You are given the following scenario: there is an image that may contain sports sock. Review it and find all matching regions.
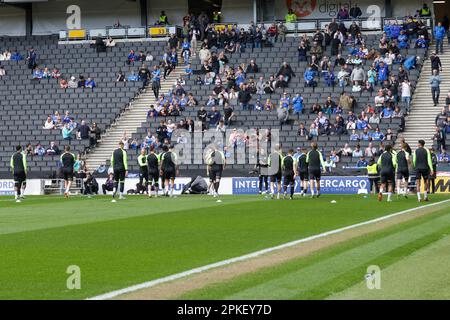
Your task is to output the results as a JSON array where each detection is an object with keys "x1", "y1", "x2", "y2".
[
  {"x1": 417, "y1": 192, "x2": 421, "y2": 201},
  {"x1": 424, "y1": 191, "x2": 428, "y2": 199},
  {"x1": 387, "y1": 192, "x2": 392, "y2": 201},
  {"x1": 290, "y1": 185, "x2": 294, "y2": 197},
  {"x1": 119, "y1": 182, "x2": 124, "y2": 193}
]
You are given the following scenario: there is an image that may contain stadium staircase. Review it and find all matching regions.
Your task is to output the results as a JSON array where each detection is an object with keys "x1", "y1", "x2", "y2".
[
  {"x1": 85, "y1": 65, "x2": 184, "y2": 171},
  {"x1": 402, "y1": 50, "x2": 450, "y2": 149}
]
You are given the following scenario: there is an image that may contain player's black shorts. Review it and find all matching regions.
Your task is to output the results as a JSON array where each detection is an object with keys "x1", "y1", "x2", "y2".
[
  {"x1": 209, "y1": 168, "x2": 223, "y2": 182},
  {"x1": 396, "y1": 169, "x2": 409, "y2": 180},
  {"x1": 62, "y1": 169, "x2": 74, "y2": 181},
  {"x1": 380, "y1": 170, "x2": 395, "y2": 184},
  {"x1": 162, "y1": 168, "x2": 176, "y2": 180},
  {"x1": 13, "y1": 172, "x2": 26, "y2": 186},
  {"x1": 271, "y1": 171, "x2": 282, "y2": 183},
  {"x1": 309, "y1": 169, "x2": 321, "y2": 180},
  {"x1": 148, "y1": 170, "x2": 160, "y2": 184},
  {"x1": 139, "y1": 168, "x2": 149, "y2": 181},
  {"x1": 299, "y1": 170, "x2": 309, "y2": 181},
  {"x1": 416, "y1": 169, "x2": 430, "y2": 180},
  {"x1": 283, "y1": 173, "x2": 295, "y2": 185},
  {"x1": 114, "y1": 169, "x2": 126, "y2": 182}
]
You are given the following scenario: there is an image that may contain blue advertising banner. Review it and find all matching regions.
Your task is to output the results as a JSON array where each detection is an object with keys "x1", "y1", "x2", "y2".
[
  {"x1": 232, "y1": 177, "x2": 369, "y2": 195},
  {"x1": 0, "y1": 180, "x2": 15, "y2": 195}
]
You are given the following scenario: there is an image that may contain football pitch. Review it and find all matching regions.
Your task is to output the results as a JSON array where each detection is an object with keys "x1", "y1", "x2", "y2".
[{"x1": 0, "y1": 194, "x2": 449, "y2": 300}]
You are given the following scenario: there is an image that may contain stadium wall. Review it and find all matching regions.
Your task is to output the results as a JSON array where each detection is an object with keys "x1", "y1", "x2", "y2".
[
  {"x1": 0, "y1": 5, "x2": 26, "y2": 36},
  {"x1": 2, "y1": 176, "x2": 449, "y2": 196}
]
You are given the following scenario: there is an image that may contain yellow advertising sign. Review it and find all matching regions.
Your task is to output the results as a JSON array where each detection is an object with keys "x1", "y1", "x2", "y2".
[
  {"x1": 149, "y1": 27, "x2": 167, "y2": 36},
  {"x1": 435, "y1": 177, "x2": 450, "y2": 193},
  {"x1": 68, "y1": 29, "x2": 86, "y2": 39}
]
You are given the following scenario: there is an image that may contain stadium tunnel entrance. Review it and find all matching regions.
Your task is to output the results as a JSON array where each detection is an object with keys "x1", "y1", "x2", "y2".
[
  {"x1": 434, "y1": 0, "x2": 450, "y2": 23},
  {"x1": 188, "y1": 0, "x2": 223, "y2": 22}
]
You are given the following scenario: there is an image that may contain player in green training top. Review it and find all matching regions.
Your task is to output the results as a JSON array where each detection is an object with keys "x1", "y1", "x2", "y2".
[
  {"x1": 138, "y1": 148, "x2": 149, "y2": 195},
  {"x1": 377, "y1": 144, "x2": 397, "y2": 202},
  {"x1": 60, "y1": 145, "x2": 76, "y2": 198},
  {"x1": 306, "y1": 142, "x2": 326, "y2": 198},
  {"x1": 111, "y1": 141, "x2": 128, "y2": 201},
  {"x1": 413, "y1": 139, "x2": 434, "y2": 202},
  {"x1": 10, "y1": 145, "x2": 27, "y2": 202},
  {"x1": 282, "y1": 149, "x2": 298, "y2": 200}
]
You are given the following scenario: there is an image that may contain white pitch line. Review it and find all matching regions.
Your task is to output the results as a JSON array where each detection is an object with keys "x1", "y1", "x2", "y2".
[{"x1": 88, "y1": 199, "x2": 450, "y2": 300}]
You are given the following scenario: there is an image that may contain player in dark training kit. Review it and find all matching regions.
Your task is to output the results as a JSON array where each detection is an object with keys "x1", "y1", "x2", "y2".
[
  {"x1": 137, "y1": 148, "x2": 149, "y2": 195},
  {"x1": 206, "y1": 145, "x2": 226, "y2": 198},
  {"x1": 413, "y1": 139, "x2": 434, "y2": 202},
  {"x1": 306, "y1": 142, "x2": 326, "y2": 198},
  {"x1": 60, "y1": 145, "x2": 76, "y2": 198},
  {"x1": 160, "y1": 145, "x2": 178, "y2": 197},
  {"x1": 10, "y1": 145, "x2": 27, "y2": 202},
  {"x1": 257, "y1": 148, "x2": 269, "y2": 195},
  {"x1": 268, "y1": 144, "x2": 283, "y2": 199},
  {"x1": 297, "y1": 148, "x2": 309, "y2": 196},
  {"x1": 282, "y1": 149, "x2": 298, "y2": 200},
  {"x1": 147, "y1": 145, "x2": 161, "y2": 197},
  {"x1": 377, "y1": 144, "x2": 397, "y2": 202},
  {"x1": 396, "y1": 143, "x2": 411, "y2": 198},
  {"x1": 110, "y1": 141, "x2": 128, "y2": 201}
]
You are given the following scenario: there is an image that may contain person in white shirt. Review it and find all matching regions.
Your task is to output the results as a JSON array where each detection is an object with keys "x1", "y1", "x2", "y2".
[
  {"x1": 401, "y1": 80, "x2": 411, "y2": 113},
  {"x1": 43, "y1": 116, "x2": 55, "y2": 130}
]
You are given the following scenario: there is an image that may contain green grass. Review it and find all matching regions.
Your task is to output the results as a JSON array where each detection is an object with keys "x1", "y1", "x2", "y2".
[
  {"x1": 180, "y1": 206, "x2": 450, "y2": 300},
  {"x1": 0, "y1": 194, "x2": 448, "y2": 299}
]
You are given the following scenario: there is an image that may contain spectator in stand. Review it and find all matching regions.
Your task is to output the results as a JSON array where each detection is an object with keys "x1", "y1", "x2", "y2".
[
  {"x1": 127, "y1": 49, "x2": 136, "y2": 64},
  {"x1": 26, "y1": 47, "x2": 37, "y2": 71},
  {"x1": 356, "y1": 156, "x2": 368, "y2": 167},
  {"x1": 297, "y1": 123, "x2": 309, "y2": 138},
  {"x1": 352, "y1": 144, "x2": 363, "y2": 158},
  {"x1": 285, "y1": 9, "x2": 297, "y2": 23},
  {"x1": 0, "y1": 65, "x2": 5, "y2": 78},
  {"x1": 238, "y1": 83, "x2": 252, "y2": 110},
  {"x1": 277, "y1": 105, "x2": 289, "y2": 127},
  {"x1": 401, "y1": 79, "x2": 411, "y2": 113},
  {"x1": 350, "y1": 64, "x2": 365, "y2": 86},
  {"x1": 34, "y1": 143, "x2": 46, "y2": 156},
  {"x1": 46, "y1": 141, "x2": 60, "y2": 156},
  {"x1": 434, "y1": 22, "x2": 446, "y2": 54},
  {"x1": 433, "y1": 126, "x2": 446, "y2": 152},
  {"x1": 208, "y1": 106, "x2": 221, "y2": 128},
  {"x1": 350, "y1": 4, "x2": 362, "y2": 19},
  {"x1": 276, "y1": 61, "x2": 295, "y2": 83},
  {"x1": 85, "y1": 77, "x2": 96, "y2": 89},
  {"x1": 292, "y1": 94, "x2": 304, "y2": 115},
  {"x1": 90, "y1": 122, "x2": 101, "y2": 146},
  {"x1": 246, "y1": 60, "x2": 259, "y2": 73},
  {"x1": 267, "y1": 23, "x2": 278, "y2": 45},
  {"x1": 438, "y1": 149, "x2": 449, "y2": 162},
  {"x1": 14, "y1": 50, "x2": 24, "y2": 61},
  {"x1": 157, "y1": 11, "x2": 169, "y2": 25},
  {"x1": 430, "y1": 69, "x2": 442, "y2": 106},
  {"x1": 430, "y1": 52, "x2": 442, "y2": 74},
  {"x1": 62, "y1": 123, "x2": 74, "y2": 140},
  {"x1": 102, "y1": 173, "x2": 115, "y2": 194},
  {"x1": 77, "y1": 120, "x2": 90, "y2": 140},
  {"x1": 350, "y1": 129, "x2": 359, "y2": 141},
  {"x1": 43, "y1": 116, "x2": 55, "y2": 130},
  {"x1": 94, "y1": 34, "x2": 106, "y2": 53},
  {"x1": 304, "y1": 67, "x2": 317, "y2": 88},
  {"x1": 436, "y1": 107, "x2": 448, "y2": 129},
  {"x1": 337, "y1": 6, "x2": 349, "y2": 20},
  {"x1": 278, "y1": 22, "x2": 287, "y2": 43},
  {"x1": 105, "y1": 36, "x2": 116, "y2": 48},
  {"x1": 32, "y1": 67, "x2": 43, "y2": 80},
  {"x1": 339, "y1": 143, "x2": 353, "y2": 156}
]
